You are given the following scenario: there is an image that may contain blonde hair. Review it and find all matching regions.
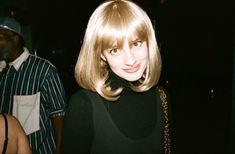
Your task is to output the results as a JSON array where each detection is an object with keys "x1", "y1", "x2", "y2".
[{"x1": 75, "y1": 0, "x2": 161, "y2": 101}]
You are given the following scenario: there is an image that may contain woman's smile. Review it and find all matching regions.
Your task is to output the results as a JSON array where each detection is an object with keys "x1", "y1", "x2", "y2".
[{"x1": 122, "y1": 63, "x2": 141, "y2": 73}]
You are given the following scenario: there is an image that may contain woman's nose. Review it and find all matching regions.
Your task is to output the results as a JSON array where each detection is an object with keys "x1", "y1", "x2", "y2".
[{"x1": 124, "y1": 49, "x2": 136, "y2": 66}]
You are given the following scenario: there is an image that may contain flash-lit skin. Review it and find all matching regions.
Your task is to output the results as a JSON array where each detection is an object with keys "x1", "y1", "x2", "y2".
[{"x1": 102, "y1": 38, "x2": 148, "y2": 82}]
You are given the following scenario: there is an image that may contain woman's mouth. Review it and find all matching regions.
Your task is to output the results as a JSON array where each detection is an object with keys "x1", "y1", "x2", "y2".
[{"x1": 122, "y1": 63, "x2": 141, "y2": 73}]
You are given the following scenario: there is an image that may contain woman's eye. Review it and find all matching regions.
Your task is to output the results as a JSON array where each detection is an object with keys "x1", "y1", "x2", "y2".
[
  {"x1": 109, "y1": 48, "x2": 119, "y2": 55},
  {"x1": 133, "y1": 40, "x2": 142, "y2": 47}
]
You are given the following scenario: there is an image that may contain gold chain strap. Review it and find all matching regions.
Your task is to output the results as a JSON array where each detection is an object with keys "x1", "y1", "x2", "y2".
[{"x1": 158, "y1": 87, "x2": 171, "y2": 154}]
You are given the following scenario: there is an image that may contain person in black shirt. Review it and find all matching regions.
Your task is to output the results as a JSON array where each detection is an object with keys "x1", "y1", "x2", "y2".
[{"x1": 62, "y1": 0, "x2": 171, "y2": 153}]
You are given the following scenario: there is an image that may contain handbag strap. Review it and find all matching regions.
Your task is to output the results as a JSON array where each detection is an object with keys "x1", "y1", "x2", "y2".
[{"x1": 158, "y1": 87, "x2": 171, "y2": 154}]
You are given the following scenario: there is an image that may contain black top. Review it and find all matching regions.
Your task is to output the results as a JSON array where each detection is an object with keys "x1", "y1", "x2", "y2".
[{"x1": 61, "y1": 73, "x2": 165, "y2": 154}]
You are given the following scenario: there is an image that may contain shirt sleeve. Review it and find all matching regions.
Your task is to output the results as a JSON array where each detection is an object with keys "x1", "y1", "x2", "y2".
[
  {"x1": 41, "y1": 65, "x2": 67, "y2": 116},
  {"x1": 61, "y1": 90, "x2": 93, "y2": 154}
]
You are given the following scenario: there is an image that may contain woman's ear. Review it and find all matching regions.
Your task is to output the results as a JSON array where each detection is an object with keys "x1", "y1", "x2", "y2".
[{"x1": 101, "y1": 53, "x2": 106, "y2": 61}]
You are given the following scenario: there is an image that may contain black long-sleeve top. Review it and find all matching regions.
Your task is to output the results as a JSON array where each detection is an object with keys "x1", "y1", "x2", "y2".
[{"x1": 61, "y1": 74, "x2": 164, "y2": 154}]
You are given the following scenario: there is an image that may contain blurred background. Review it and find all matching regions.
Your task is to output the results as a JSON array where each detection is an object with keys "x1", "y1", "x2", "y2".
[{"x1": 0, "y1": 0, "x2": 234, "y2": 153}]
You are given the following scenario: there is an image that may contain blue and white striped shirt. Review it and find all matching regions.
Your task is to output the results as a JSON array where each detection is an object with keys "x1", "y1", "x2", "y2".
[{"x1": 0, "y1": 48, "x2": 67, "y2": 154}]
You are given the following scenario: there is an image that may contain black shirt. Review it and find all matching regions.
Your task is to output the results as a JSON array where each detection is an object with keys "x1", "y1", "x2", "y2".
[{"x1": 61, "y1": 74, "x2": 164, "y2": 154}]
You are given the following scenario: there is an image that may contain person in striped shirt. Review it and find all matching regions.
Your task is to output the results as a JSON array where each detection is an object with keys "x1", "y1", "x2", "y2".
[{"x1": 0, "y1": 16, "x2": 67, "y2": 154}]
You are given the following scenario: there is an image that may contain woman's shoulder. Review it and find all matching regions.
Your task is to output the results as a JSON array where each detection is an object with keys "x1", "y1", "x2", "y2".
[
  {"x1": 0, "y1": 114, "x2": 31, "y2": 154},
  {"x1": 0, "y1": 114, "x2": 6, "y2": 134},
  {"x1": 68, "y1": 89, "x2": 99, "y2": 108},
  {"x1": 0, "y1": 114, "x2": 18, "y2": 127},
  {"x1": 66, "y1": 89, "x2": 97, "y2": 120},
  {"x1": 0, "y1": 114, "x2": 23, "y2": 133},
  {"x1": 152, "y1": 86, "x2": 170, "y2": 104},
  {"x1": 70, "y1": 89, "x2": 97, "y2": 100}
]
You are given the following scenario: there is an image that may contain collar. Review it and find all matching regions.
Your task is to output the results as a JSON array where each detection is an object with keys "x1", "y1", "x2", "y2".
[
  {"x1": 8, "y1": 47, "x2": 30, "y2": 71},
  {"x1": 0, "y1": 47, "x2": 30, "y2": 72},
  {"x1": 0, "y1": 61, "x2": 7, "y2": 72},
  {"x1": 109, "y1": 70, "x2": 130, "y2": 90}
]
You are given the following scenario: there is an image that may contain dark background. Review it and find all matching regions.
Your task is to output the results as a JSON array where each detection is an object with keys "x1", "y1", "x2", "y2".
[{"x1": 1, "y1": 0, "x2": 234, "y2": 153}]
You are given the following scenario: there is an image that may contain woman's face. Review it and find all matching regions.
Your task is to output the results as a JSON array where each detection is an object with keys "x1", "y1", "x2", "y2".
[{"x1": 102, "y1": 37, "x2": 148, "y2": 81}]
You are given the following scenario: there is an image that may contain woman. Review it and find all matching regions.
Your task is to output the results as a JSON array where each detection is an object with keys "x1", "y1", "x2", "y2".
[{"x1": 62, "y1": 0, "x2": 171, "y2": 153}]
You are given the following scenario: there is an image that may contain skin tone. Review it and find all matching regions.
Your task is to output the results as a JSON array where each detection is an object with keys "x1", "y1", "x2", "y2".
[
  {"x1": 102, "y1": 37, "x2": 148, "y2": 81},
  {"x1": 0, "y1": 114, "x2": 32, "y2": 154},
  {"x1": 52, "y1": 116, "x2": 64, "y2": 154}
]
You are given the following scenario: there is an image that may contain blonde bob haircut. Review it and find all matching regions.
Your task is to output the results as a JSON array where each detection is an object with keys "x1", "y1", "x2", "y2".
[{"x1": 75, "y1": 0, "x2": 162, "y2": 101}]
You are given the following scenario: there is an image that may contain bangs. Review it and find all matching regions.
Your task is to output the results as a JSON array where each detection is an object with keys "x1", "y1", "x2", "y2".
[{"x1": 96, "y1": 1, "x2": 148, "y2": 50}]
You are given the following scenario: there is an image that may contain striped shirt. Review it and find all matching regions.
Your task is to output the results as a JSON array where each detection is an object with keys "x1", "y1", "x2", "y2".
[{"x1": 0, "y1": 48, "x2": 67, "y2": 154}]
